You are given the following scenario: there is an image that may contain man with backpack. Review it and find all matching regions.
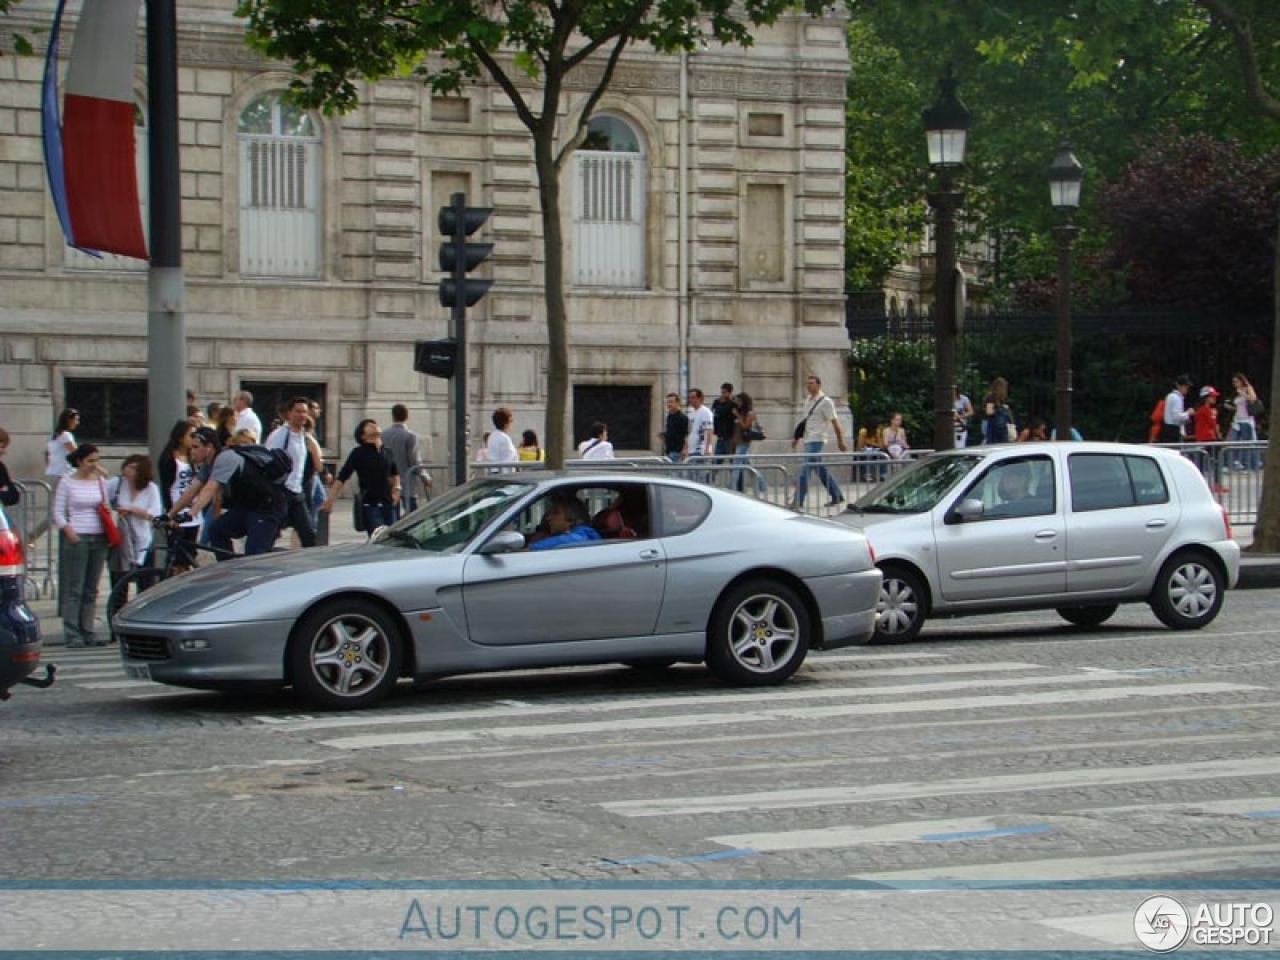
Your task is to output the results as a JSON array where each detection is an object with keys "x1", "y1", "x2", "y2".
[{"x1": 187, "y1": 430, "x2": 291, "y2": 557}]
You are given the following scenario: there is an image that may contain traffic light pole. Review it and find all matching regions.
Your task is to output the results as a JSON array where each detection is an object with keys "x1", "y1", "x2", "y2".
[
  {"x1": 448, "y1": 193, "x2": 467, "y2": 487},
  {"x1": 435, "y1": 192, "x2": 492, "y2": 486}
]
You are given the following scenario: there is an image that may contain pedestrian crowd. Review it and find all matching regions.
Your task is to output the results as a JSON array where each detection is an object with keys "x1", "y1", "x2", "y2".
[{"x1": 0, "y1": 391, "x2": 428, "y2": 647}]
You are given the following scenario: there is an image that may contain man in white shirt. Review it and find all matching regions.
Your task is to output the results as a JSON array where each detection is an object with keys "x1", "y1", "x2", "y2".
[
  {"x1": 264, "y1": 397, "x2": 320, "y2": 547},
  {"x1": 681, "y1": 388, "x2": 714, "y2": 460},
  {"x1": 486, "y1": 407, "x2": 518, "y2": 470},
  {"x1": 232, "y1": 390, "x2": 263, "y2": 441},
  {"x1": 1159, "y1": 374, "x2": 1192, "y2": 444},
  {"x1": 577, "y1": 421, "x2": 615, "y2": 459},
  {"x1": 791, "y1": 374, "x2": 847, "y2": 509}
]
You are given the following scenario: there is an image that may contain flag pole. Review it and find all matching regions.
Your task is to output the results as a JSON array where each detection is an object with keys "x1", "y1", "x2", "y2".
[{"x1": 145, "y1": 0, "x2": 185, "y2": 457}]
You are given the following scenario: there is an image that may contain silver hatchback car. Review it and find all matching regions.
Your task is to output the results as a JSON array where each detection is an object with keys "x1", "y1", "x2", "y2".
[{"x1": 835, "y1": 442, "x2": 1241, "y2": 643}]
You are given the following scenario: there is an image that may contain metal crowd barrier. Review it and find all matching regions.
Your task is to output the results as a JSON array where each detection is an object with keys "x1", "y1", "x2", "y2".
[
  {"x1": 1158, "y1": 440, "x2": 1266, "y2": 524},
  {"x1": 13, "y1": 478, "x2": 55, "y2": 600},
  {"x1": 432, "y1": 439, "x2": 1268, "y2": 524}
]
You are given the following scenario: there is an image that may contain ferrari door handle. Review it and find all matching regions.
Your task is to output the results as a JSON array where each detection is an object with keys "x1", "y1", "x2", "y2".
[{"x1": 639, "y1": 549, "x2": 661, "y2": 560}]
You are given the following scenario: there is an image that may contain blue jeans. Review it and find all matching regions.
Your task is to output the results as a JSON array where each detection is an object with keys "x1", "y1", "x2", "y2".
[
  {"x1": 209, "y1": 504, "x2": 283, "y2": 557},
  {"x1": 1228, "y1": 420, "x2": 1260, "y2": 469},
  {"x1": 361, "y1": 501, "x2": 396, "y2": 535},
  {"x1": 794, "y1": 440, "x2": 842, "y2": 505},
  {"x1": 733, "y1": 443, "x2": 765, "y2": 494}
]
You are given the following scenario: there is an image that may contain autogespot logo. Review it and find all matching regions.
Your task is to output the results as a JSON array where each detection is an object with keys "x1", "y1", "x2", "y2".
[{"x1": 1134, "y1": 895, "x2": 1191, "y2": 952}]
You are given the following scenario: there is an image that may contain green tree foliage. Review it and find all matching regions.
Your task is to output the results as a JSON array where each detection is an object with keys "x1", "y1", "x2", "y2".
[
  {"x1": 2, "y1": 0, "x2": 34, "y2": 55},
  {"x1": 237, "y1": 0, "x2": 832, "y2": 466},
  {"x1": 845, "y1": 0, "x2": 1280, "y2": 297},
  {"x1": 843, "y1": 19, "x2": 927, "y2": 290}
]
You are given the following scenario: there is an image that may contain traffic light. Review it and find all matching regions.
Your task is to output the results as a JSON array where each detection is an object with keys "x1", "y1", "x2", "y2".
[
  {"x1": 413, "y1": 338, "x2": 457, "y2": 378},
  {"x1": 438, "y1": 192, "x2": 493, "y2": 320}
]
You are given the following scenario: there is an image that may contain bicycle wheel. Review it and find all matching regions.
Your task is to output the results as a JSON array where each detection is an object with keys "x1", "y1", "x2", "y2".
[{"x1": 107, "y1": 568, "x2": 164, "y2": 643}]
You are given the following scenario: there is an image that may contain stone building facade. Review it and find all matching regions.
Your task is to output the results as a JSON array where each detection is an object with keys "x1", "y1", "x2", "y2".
[{"x1": 0, "y1": 0, "x2": 852, "y2": 478}]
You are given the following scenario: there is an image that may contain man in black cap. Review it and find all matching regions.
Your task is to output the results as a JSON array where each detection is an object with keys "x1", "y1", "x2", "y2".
[{"x1": 1159, "y1": 374, "x2": 1193, "y2": 444}]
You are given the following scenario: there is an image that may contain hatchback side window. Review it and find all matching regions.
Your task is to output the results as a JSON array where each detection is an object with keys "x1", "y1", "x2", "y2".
[
  {"x1": 654, "y1": 486, "x2": 712, "y2": 537},
  {"x1": 1124, "y1": 455, "x2": 1169, "y2": 505},
  {"x1": 1069, "y1": 453, "x2": 1134, "y2": 511},
  {"x1": 963, "y1": 456, "x2": 1055, "y2": 520}
]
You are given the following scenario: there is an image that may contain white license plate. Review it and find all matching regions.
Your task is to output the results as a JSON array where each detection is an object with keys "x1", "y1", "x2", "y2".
[{"x1": 125, "y1": 663, "x2": 152, "y2": 681}]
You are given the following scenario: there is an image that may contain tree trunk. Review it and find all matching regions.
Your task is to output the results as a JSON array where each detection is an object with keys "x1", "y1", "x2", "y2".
[
  {"x1": 534, "y1": 133, "x2": 569, "y2": 469},
  {"x1": 1245, "y1": 211, "x2": 1280, "y2": 552}
]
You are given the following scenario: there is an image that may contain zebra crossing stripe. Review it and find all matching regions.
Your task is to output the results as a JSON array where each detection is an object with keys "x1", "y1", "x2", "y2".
[
  {"x1": 270, "y1": 666, "x2": 1128, "y2": 734},
  {"x1": 313, "y1": 681, "x2": 1260, "y2": 751},
  {"x1": 603, "y1": 751, "x2": 1280, "y2": 818}
]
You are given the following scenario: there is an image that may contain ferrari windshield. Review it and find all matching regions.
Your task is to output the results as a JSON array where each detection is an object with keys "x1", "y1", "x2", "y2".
[
  {"x1": 852, "y1": 454, "x2": 981, "y2": 514},
  {"x1": 371, "y1": 479, "x2": 532, "y2": 552}
]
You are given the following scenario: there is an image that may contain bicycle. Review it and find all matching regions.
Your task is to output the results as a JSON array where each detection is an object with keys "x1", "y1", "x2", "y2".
[{"x1": 106, "y1": 517, "x2": 238, "y2": 642}]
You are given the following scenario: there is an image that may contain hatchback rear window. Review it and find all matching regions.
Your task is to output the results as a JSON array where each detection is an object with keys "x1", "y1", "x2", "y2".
[{"x1": 1069, "y1": 453, "x2": 1168, "y2": 511}]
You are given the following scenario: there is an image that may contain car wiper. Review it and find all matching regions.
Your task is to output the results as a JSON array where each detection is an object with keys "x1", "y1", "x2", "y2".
[
  {"x1": 376, "y1": 528, "x2": 421, "y2": 549},
  {"x1": 859, "y1": 504, "x2": 905, "y2": 514}
]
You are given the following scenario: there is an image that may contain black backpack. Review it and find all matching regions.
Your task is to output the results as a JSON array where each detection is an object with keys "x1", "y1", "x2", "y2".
[{"x1": 228, "y1": 444, "x2": 291, "y2": 511}]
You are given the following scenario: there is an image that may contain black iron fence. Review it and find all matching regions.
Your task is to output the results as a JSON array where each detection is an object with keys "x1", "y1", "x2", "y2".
[{"x1": 846, "y1": 305, "x2": 1273, "y2": 444}]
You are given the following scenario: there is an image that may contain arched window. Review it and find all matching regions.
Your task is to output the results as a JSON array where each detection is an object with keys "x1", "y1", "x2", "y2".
[
  {"x1": 238, "y1": 94, "x2": 321, "y2": 278},
  {"x1": 65, "y1": 102, "x2": 148, "y2": 271},
  {"x1": 573, "y1": 114, "x2": 645, "y2": 288}
]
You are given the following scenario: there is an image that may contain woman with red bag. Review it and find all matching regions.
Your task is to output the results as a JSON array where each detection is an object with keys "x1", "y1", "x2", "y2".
[{"x1": 52, "y1": 443, "x2": 111, "y2": 647}]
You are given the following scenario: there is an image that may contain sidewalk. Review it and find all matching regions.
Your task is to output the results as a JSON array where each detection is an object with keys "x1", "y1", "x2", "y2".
[{"x1": 25, "y1": 521, "x2": 1280, "y2": 647}]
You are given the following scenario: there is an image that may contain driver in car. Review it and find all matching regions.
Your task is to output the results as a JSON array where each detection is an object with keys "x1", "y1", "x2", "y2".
[{"x1": 528, "y1": 495, "x2": 601, "y2": 551}]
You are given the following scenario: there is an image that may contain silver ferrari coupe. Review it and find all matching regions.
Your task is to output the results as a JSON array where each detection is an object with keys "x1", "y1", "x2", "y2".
[{"x1": 114, "y1": 473, "x2": 882, "y2": 709}]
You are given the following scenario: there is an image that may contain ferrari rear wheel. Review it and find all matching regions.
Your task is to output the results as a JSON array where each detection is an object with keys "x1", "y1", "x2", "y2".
[
  {"x1": 706, "y1": 578, "x2": 810, "y2": 686},
  {"x1": 290, "y1": 598, "x2": 404, "y2": 710}
]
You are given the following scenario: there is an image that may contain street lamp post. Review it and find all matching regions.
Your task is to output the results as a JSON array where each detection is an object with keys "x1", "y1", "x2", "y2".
[
  {"x1": 1049, "y1": 142, "x2": 1084, "y2": 442},
  {"x1": 923, "y1": 66, "x2": 972, "y2": 451}
]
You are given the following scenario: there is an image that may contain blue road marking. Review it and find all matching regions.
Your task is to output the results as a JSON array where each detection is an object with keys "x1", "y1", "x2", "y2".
[{"x1": 919, "y1": 824, "x2": 1051, "y2": 842}]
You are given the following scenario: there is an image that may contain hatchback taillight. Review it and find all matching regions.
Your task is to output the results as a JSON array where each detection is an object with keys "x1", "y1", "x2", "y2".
[
  {"x1": 0, "y1": 511, "x2": 22, "y2": 576},
  {"x1": 1220, "y1": 506, "x2": 1234, "y2": 541}
]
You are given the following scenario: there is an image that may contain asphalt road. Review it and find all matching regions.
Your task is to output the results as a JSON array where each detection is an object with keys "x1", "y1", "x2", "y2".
[{"x1": 5, "y1": 590, "x2": 1280, "y2": 953}]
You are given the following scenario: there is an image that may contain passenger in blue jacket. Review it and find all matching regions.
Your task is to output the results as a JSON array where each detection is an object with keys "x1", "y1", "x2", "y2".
[{"x1": 529, "y1": 496, "x2": 601, "y2": 551}]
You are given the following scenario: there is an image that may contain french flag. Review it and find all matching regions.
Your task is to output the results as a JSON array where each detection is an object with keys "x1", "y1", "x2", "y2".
[{"x1": 42, "y1": 0, "x2": 147, "y2": 260}]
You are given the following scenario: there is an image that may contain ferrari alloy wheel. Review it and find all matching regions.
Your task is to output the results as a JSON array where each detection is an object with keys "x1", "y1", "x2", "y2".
[
  {"x1": 290, "y1": 599, "x2": 404, "y2": 709},
  {"x1": 873, "y1": 565, "x2": 927, "y2": 644},
  {"x1": 706, "y1": 579, "x2": 810, "y2": 686},
  {"x1": 1150, "y1": 552, "x2": 1224, "y2": 630}
]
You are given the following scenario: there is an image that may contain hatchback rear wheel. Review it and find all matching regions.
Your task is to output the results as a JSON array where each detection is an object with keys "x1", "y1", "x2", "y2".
[
  {"x1": 1056, "y1": 604, "x2": 1118, "y2": 628},
  {"x1": 1150, "y1": 552, "x2": 1224, "y2": 630}
]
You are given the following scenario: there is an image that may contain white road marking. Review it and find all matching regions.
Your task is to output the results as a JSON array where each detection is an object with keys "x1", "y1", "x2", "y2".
[
  {"x1": 854, "y1": 843, "x2": 1280, "y2": 884},
  {"x1": 271, "y1": 668, "x2": 1131, "y2": 734},
  {"x1": 315, "y1": 682, "x2": 1260, "y2": 751},
  {"x1": 603, "y1": 751, "x2": 1280, "y2": 818}
]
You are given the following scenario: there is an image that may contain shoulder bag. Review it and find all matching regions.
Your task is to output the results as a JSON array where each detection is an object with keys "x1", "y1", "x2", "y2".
[{"x1": 97, "y1": 478, "x2": 124, "y2": 548}]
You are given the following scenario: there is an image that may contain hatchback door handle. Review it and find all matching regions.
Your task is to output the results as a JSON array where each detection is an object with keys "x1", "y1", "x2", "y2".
[
  {"x1": 1034, "y1": 530, "x2": 1058, "y2": 540},
  {"x1": 639, "y1": 549, "x2": 662, "y2": 560},
  {"x1": 1146, "y1": 519, "x2": 1167, "y2": 529}
]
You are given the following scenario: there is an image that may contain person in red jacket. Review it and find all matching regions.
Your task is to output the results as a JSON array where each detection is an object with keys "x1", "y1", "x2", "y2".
[{"x1": 1193, "y1": 386, "x2": 1227, "y2": 494}]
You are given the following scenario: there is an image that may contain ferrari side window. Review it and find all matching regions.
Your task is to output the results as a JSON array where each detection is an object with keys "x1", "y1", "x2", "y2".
[{"x1": 654, "y1": 485, "x2": 711, "y2": 537}]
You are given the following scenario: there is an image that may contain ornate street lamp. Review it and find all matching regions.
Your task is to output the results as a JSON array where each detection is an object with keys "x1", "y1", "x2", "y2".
[
  {"x1": 1049, "y1": 141, "x2": 1084, "y2": 442},
  {"x1": 922, "y1": 65, "x2": 972, "y2": 450}
]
